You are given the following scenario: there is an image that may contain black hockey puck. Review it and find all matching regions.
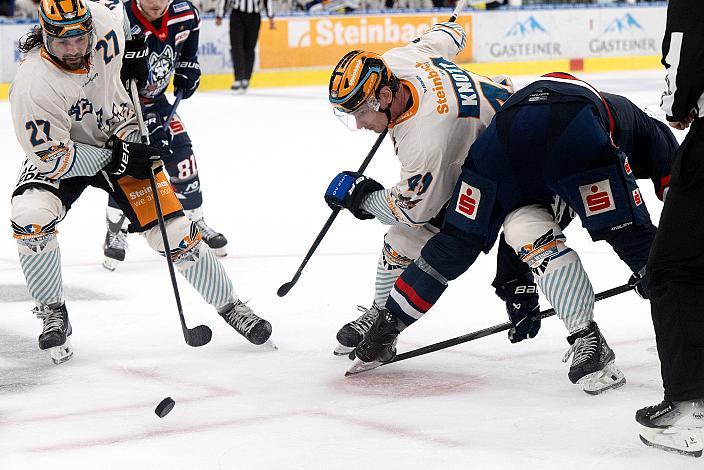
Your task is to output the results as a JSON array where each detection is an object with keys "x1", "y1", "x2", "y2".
[{"x1": 155, "y1": 397, "x2": 175, "y2": 418}]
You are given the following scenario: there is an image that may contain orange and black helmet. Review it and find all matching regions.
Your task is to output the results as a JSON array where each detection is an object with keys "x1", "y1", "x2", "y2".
[
  {"x1": 329, "y1": 51, "x2": 398, "y2": 114},
  {"x1": 39, "y1": 0, "x2": 93, "y2": 39}
]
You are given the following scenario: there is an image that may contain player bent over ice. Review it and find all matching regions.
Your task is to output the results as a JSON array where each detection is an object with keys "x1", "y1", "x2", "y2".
[
  {"x1": 10, "y1": 0, "x2": 271, "y2": 364},
  {"x1": 349, "y1": 74, "x2": 674, "y2": 394},
  {"x1": 326, "y1": 23, "x2": 536, "y2": 356},
  {"x1": 102, "y1": 0, "x2": 227, "y2": 271}
]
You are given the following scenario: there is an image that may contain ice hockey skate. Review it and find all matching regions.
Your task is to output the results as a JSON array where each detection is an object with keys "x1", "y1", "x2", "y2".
[
  {"x1": 334, "y1": 304, "x2": 380, "y2": 356},
  {"x1": 346, "y1": 309, "x2": 400, "y2": 376},
  {"x1": 637, "y1": 399, "x2": 704, "y2": 457},
  {"x1": 193, "y1": 217, "x2": 228, "y2": 257},
  {"x1": 219, "y1": 300, "x2": 274, "y2": 347},
  {"x1": 34, "y1": 303, "x2": 73, "y2": 365},
  {"x1": 103, "y1": 214, "x2": 128, "y2": 271},
  {"x1": 562, "y1": 321, "x2": 625, "y2": 394}
]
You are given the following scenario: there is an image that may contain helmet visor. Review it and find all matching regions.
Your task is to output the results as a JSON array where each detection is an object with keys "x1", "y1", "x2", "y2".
[
  {"x1": 333, "y1": 95, "x2": 380, "y2": 131},
  {"x1": 44, "y1": 30, "x2": 94, "y2": 69}
]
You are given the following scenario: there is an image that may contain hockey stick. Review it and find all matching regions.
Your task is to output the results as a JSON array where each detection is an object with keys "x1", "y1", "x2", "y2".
[
  {"x1": 277, "y1": 0, "x2": 470, "y2": 298},
  {"x1": 346, "y1": 283, "x2": 634, "y2": 376},
  {"x1": 277, "y1": 128, "x2": 387, "y2": 297},
  {"x1": 129, "y1": 80, "x2": 213, "y2": 347},
  {"x1": 163, "y1": 90, "x2": 184, "y2": 132}
]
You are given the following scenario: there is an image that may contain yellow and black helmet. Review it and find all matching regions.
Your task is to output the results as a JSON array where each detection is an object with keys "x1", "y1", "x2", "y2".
[
  {"x1": 39, "y1": 0, "x2": 93, "y2": 39},
  {"x1": 329, "y1": 51, "x2": 398, "y2": 114}
]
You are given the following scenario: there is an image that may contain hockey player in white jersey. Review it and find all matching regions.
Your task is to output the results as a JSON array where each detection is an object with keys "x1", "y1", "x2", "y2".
[
  {"x1": 10, "y1": 0, "x2": 272, "y2": 364},
  {"x1": 325, "y1": 23, "x2": 530, "y2": 355}
]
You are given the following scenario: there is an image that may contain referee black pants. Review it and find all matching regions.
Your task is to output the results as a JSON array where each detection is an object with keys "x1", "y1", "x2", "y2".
[
  {"x1": 228, "y1": 10, "x2": 261, "y2": 82},
  {"x1": 647, "y1": 118, "x2": 704, "y2": 402}
]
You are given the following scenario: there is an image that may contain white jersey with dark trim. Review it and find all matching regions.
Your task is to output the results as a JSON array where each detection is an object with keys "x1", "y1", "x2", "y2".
[
  {"x1": 380, "y1": 23, "x2": 513, "y2": 226},
  {"x1": 10, "y1": 0, "x2": 133, "y2": 180}
]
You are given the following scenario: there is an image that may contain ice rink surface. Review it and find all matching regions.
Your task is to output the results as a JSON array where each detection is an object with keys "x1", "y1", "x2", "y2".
[{"x1": 0, "y1": 70, "x2": 700, "y2": 469}]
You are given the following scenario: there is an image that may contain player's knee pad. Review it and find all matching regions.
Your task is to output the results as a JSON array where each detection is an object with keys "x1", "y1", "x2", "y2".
[
  {"x1": 381, "y1": 224, "x2": 436, "y2": 270},
  {"x1": 503, "y1": 205, "x2": 567, "y2": 276},
  {"x1": 144, "y1": 215, "x2": 202, "y2": 267},
  {"x1": 11, "y1": 187, "x2": 63, "y2": 254},
  {"x1": 420, "y1": 231, "x2": 482, "y2": 281}
]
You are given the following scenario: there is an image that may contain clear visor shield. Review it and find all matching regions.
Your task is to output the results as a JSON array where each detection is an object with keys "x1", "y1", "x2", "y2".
[
  {"x1": 333, "y1": 95, "x2": 381, "y2": 131},
  {"x1": 44, "y1": 31, "x2": 94, "y2": 68}
]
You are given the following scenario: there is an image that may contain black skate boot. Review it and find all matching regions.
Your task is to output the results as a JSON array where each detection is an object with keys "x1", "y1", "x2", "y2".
[
  {"x1": 103, "y1": 214, "x2": 128, "y2": 271},
  {"x1": 346, "y1": 309, "x2": 400, "y2": 376},
  {"x1": 193, "y1": 218, "x2": 227, "y2": 257},
  {"x1": 219, "y1": 300, "x2": 272, "y2": 346},
  {"x1": 562, "y1": 321, "x2": 625, "y2": 394},
  {"x1": 636, "y1": 399, "x2": 704, "y2": 457},
  {"x1": 34, "y1": 303, "x2": 73, "y2": 364},
  {"x1": 334, "y1": 303, "x2": 380, "y2": 356}
]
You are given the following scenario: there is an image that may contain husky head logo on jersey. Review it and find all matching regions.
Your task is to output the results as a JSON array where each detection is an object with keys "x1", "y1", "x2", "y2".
[
  {"x1": 143, "y1": 46, "x2": 175, "y2": 97},
  {"x1": 38, "y1": 0, "x2": 94, "y2": 71}
]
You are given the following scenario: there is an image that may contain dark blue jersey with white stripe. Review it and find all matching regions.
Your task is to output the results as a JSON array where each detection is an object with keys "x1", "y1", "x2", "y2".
[{"x1": 124, "y1": 0, "x2": 201, "y2": 100}]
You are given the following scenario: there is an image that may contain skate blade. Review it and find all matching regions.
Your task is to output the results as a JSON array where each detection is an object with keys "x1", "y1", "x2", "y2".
[
  {"x1": 345, "y1": 358, "x2": 384, "y2": 376},
  {"x1": 102, "y1": 257, "x2": 120, "y2": 271},
  {"x1": 333, "y1": 344, "x2": 354, "y2": 356},
  {"x1": 211, "y1": 247, "x2": 227, "y2": 257},
  {"x1": 639, "y1": 426, "x2": 703, "y2": 458},
  {"x1": 578, "y1": 363, "x2": 626, "y2": 395},
  {"x1": 49, "y1": 339, "x2": 73, "y2": 365}
]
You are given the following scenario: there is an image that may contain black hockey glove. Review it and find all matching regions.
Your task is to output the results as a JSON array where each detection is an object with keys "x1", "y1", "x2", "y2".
[
  {"x1": 144, "y1": 112, "x2": 172, "y2": 158},
  {"x1": 173, "y1": 59, "x2": 201, "y2": 100},
  {"x1": 495, "y1": 276, "x2": 541, "y2": 343},
  {"x1": 105, "y1": 135, "x2": 161, "y2": 180},
  {"x1": 324, "y1": 171, "x2": 384, "y2": 220},
  {"x1": 121, "y1": 34, "x2": 149, "y2": 91},
  {"x1": 628, "y1": 268, "x2": 649, "y2": 299}
]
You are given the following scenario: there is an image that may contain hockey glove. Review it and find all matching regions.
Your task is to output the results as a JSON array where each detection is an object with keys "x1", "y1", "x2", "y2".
[
  {"x1": 144, "y1": 112, "x2": 172, "y2": 157},
  {"x1": 495, "y1": 276, "x2": 541, "y2": 343},
  {"x1": 121, "y1": 34, "x2": 149, "y2": 91},
  {"x1": 173, "y1": 59, "x2": 201, "y2": 100},
  {"x1": 628, "y1": 268, "x2": 649, "y2": 299},
  {"x1": 325, "y1": 171, "x2": 383, "y2": 220},
  {"x1": 105, "y1": 135, "x2": 161, "y2": 180}
]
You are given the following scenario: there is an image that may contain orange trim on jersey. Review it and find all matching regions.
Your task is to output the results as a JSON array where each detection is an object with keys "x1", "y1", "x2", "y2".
[
  {"x1": 40, "y1": 47, "x2": 88, "y2": 74},
  {"x1": 389, "y1": 80, "x2": 419, "y2": 128}
]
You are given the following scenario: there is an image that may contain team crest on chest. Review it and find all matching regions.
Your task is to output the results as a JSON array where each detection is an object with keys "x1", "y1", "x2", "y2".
[{"x1": 149, "y1": 46, "x2": 175, "y2": 83}]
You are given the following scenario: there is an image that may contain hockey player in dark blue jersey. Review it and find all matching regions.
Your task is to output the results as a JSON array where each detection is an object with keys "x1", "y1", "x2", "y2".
[
  {"x1": 348, "y1": 73, "x2": 677, "y2": 392},
  {"x1": 102, "y1": 0, "x2": 228, "y2": 270}
]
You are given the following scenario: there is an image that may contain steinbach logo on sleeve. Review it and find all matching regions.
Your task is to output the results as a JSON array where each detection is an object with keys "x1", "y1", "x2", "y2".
[
  {"x1": 456, "y1": 181, "x2": 481, "y2": 220},
  {"x1": 579, "y1": 180, "x2": 615, "y2": 215}
]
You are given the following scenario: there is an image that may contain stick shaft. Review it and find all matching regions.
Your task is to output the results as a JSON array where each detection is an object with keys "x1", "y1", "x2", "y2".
[{"x1": 390, "y1": 283, "x2": 634, "y2": 364}]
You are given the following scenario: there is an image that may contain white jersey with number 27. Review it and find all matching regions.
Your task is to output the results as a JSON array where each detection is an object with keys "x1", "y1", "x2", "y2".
[{"x1": 10, "y1": 0, "x2": 133, "y2": 181}]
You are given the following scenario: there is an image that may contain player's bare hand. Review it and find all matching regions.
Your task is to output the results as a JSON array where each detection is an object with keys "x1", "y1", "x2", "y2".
[
  {"x1": 215, "y1": 17, "x2": 222, "y2": 26},
  {"x1": 668, "y1": 110, "x2": 696, "y2": 130}
]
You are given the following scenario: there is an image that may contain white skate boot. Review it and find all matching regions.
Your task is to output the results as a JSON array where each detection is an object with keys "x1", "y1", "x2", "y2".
[{"x1": 637, "y1": 399, "x2": 704, "y2": 457}]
